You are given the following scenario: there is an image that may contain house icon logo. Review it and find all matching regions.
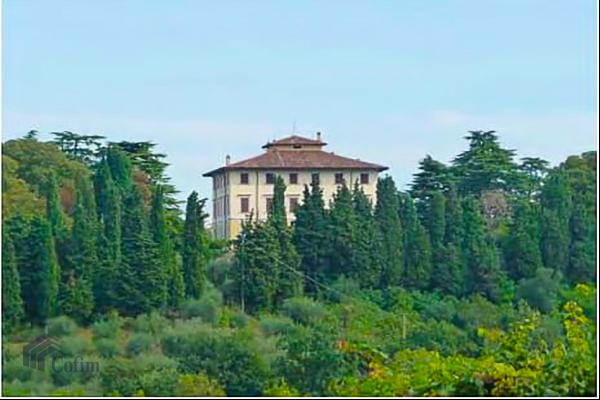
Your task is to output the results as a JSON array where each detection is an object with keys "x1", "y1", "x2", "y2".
[{"x1": 22, "y1": 335, "x2": 65, "y2": 370}]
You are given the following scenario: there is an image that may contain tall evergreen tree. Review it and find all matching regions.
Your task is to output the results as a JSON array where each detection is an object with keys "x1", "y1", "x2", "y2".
[
  {"x1": 106, "y1": 146, "x2": 133, "y2": 191},
  {"x1": 461, "y1": 197, "x2": 503, "y2": 302},
  {"x1": 411, "y1": 155, "x2": 453, "y2": 215},
  {"x1": 566, "y1": 203, "x2": 596, "y2": 284},
  {"x1": 352, "y1": 183, "x2": 383, "y2": 288},
  {"x1": 2, "y1": 234, "x2": 24, "y2": 332},
  {"x1": 182, "y1": 191, "x2": 209, "y2": 298},
  {"x1": 431, "y1": 185, "x2": 465, "y2": 296},
  {"x1": 60, "y1": 179, "x2": 97, "y2": 322},
  {"x1": 119, "y1": 186, "x2": 164, "y2": 315},
  {"x1": 268, "y1": 176, "x2": 303, "y2": 302},
  {"x1": 233, "y1": 218, "x2": 282, "y2": 313},
  {"x1": 293, "y1": 181, "x2": 330, "y2": 294},
  {"x1": 374, "y1": 176, "x2": 403, "y2": 287},
  {"x1": 540, "y1": 171, "x2": 572, "y2": 273},
  {"x1": 452, "y1": 130, "x2": 519, "y2": 195},
  {"x1": 150, "y1": 185, "x2": 183, "y2": 308},
  {"x1": 399, "y1": 193, "x2": 432, "y2": 289},
  {"x1": 19, "y1": 216, "x2": 60, "y2": 324},
  {"x1": 328, "y1": 183, "x2": 358, "y2": 279},
  {"x1": 503, "y1": 199, "x2": 543, "y2": 281},
  {"x1": 93, "y1": 157, "x2": 122, "y2": 313}
]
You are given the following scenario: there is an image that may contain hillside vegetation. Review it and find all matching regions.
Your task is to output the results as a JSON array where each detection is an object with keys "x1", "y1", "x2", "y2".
[{"x1": 2, "y1": 130, "x2": 597, "y2": 396}]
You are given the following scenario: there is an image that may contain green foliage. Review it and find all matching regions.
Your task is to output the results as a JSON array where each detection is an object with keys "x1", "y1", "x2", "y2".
[
  {"x1": 375, "y1": 176, "x2": 403, "y2": 287},
  {"x1": 181, "y1": 288, "x2": 223, "y2": 324},
  {"x1": 293, "y1": 181, "x2": 331, "y2": 294},
  {"x1": 161, "y1": 325, "x2": 271, "y2": 396},
  {"x1": 91, "y1": 312, "x2": 123, "y2": 339},
  {"x1": 516, "y1": 267, "x2": 562, "y2": 313},
  {"x1": 58, "y1": 335, "x2": 90, "y2": 357},
  {"x1": 174, "y1": 373, "x2": 226, "y2": 397},
  {"x1": 282, "y1": 296, "x2": 328, "y2": 326},
  {"x1": 275, "y1": 326, "x2": 350, "y2": 395},
  {"x1": 182, "y1": 191, "x2": 209, "y2": 298},
  {"x1": 259, "y1": 314, "x2": 297, "y2": 337},
  {"x1": 2, "y1": 233, "x2": 24, "y2": 332},
  {"x1": 47, "y1": 315, "x2": 77, "y2": 337},
  {"x1": 399, "y1": 193, "x2": 432, "y2": 289},
  {"x1": 126, "y1": 333, "x2": 154, "y2": 356},
  {"x1": 95, "y1": 338, "x2": 121, "y2": 358},
  {"x1": 19, "y1": 215, "x2": 60, "y2": 324}
]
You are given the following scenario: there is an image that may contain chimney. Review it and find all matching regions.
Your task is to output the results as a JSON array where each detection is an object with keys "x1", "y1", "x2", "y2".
[
  {"x1": 225, "y1": 154, "x2": 231, "y2": 165},
  {"x1": 316, "y1": 131, "x2": 322, "y2": 142}
]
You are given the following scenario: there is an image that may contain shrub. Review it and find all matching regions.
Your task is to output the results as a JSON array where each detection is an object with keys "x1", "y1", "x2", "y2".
[
  {"x1": 126, "y1": 333, "x2": 153, "y2": 356},
  {"x1": 182, "y1": 289, "x2": 223, "y2": 324},
  {"x1": 259, "y1": 314, "x2": 296, "y2": 337},
  {"x1": 47, "y1": 316, "x2": 77, "y2": 337},
  {"x1": 95, "y1": 338, "x2": 121, "y2": 358},
  {"x1": 130, "y1": 311, "x2": 169, "y2": 335},
  {"x1": 2, "y1": 357, "x2": 34, "y2": 382},
  {"x1": 282, "y1": 297, "x2": 327, "y2": 326},
  {"x1": 207, "y1": 255, "x2": 234, "y2": 287},
  {"x1": 58, "y1": 336, "x2": 89, "y2": 357},
  {"x1": 91, "y1": 313, "x2": 123, "y2": 340},
  {"x1": 175, "y1": 373, "x2": 226, "y2": 397},
  {"x1": 161, "y1": 327, "x2": 270, "y2": 396},
  {"x1": 516, "y1": 267, "x2": 561, "y2": 313}
]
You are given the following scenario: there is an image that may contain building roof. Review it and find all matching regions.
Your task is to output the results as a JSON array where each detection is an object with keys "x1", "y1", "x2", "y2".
[
  {"x1": 262, "y1": 135, "x2": 326, "y2": 148},
  {"x1": 203, "y1": 145, "x2": 388, "y2": 176}
]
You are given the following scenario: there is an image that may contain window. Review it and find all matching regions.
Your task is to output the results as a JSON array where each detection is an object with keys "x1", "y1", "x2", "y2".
[
  {"x1": 289, "y1": 173, "x2": 298, "y2": 184},
  {"x1": 266, "y1": 172, "x2": 275, "y2": 184},
  {"x1": 240, "y1": 197, "x2": 249, "y2": 213},
  {"x1": 335, "y1": 173, "x2": 344, "y2": 185},
  {"x1": 240, "y1": 172, "x2": 249, "y2": 184},
  {"x1": 289, "y1": 197, "x2": 299, "y2": 212},
  {"x1": 311, "y1": 173, "x2": 320, "y2": 185},
  {"x1": 266, "y1": 197, "x2": 273, "y2": 213},
  {"x1": 360, "y1": 173, "x2": 369, "y2": 184}
]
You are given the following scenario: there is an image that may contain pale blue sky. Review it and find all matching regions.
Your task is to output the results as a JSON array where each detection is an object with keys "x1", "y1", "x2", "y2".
[{"x1": 2, "y1": 0, "x2": 597, "y2": 205}]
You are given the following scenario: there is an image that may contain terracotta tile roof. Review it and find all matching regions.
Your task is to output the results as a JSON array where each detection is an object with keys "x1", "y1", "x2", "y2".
[
  {"x1": 262, "y1": 135, "x2": 326, "y2": 148},
  {"x1": 203, "y1": 149, "x2": 388, "y2": 176}
]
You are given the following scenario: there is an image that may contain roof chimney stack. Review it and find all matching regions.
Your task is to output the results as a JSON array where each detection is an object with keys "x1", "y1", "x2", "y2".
[
  {"x1": 225, "y1": 154, "x2": 231, "y2": 165},
  {"x1": 316, "y1": 131, "x2": 322, "y2": 142}
]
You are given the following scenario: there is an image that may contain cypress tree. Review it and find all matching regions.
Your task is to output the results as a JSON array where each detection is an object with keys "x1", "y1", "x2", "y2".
[
  {"x1": 150, "y1": 185, "x2": 182, "y2": 308},
  {"x1": 233, "y1": 218, "x2": 281, "y2": 313},
  {"x1": 461, "y1": 197, "x2": 503, "y2": 302},
  {"x1": 399, "y1": 193, "x2": 432, "y2": 289},
  {"x1": 540, "y1": 171, "x2": 572, "y2": 273},
  {"x1": 119, "y1": 186, "x2": 164, "y2": 315},
  {"x1": 269, "y1": 176, "x2": 303, "y2": 302},
  {"x1": 20, "y1": 216, "x2": 60, "y2": 324},
  {"x1": 566, "y1": 203, "x2": 596, "y2": 284},
  {"x1": 503, "y1": 199, "x2": 543, "y2": 281},
  {"x1": 45, "y1": 173, "x2": 69, "y2": 275},
  {"x1": 328, "y1": 183, "x2": 358, "y2": 279},
  {"x1": 106, "y1": 146, "x2": 133, "y2": 191},
  {"x1": 375, "y1": 176, "x2": 403, "y2": 287},
  {"x1": 93, "y1": 157, "x2": 122, "y2": 313},
  {"x1": 293, "y1": 181, "x2": 330, "y2": 294},
  {"x1": 352, "y1": 183, "x2": 382, "y2": 288},
  {"x1": 59, "y1": 176, "x2": 97, "y2": 322},
  {"x1": 2, "y1": 234, "x2": 24, "y2": 332},
  {"x1": 182, "y1": 191, "x2": 209, "y2": 298}
]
